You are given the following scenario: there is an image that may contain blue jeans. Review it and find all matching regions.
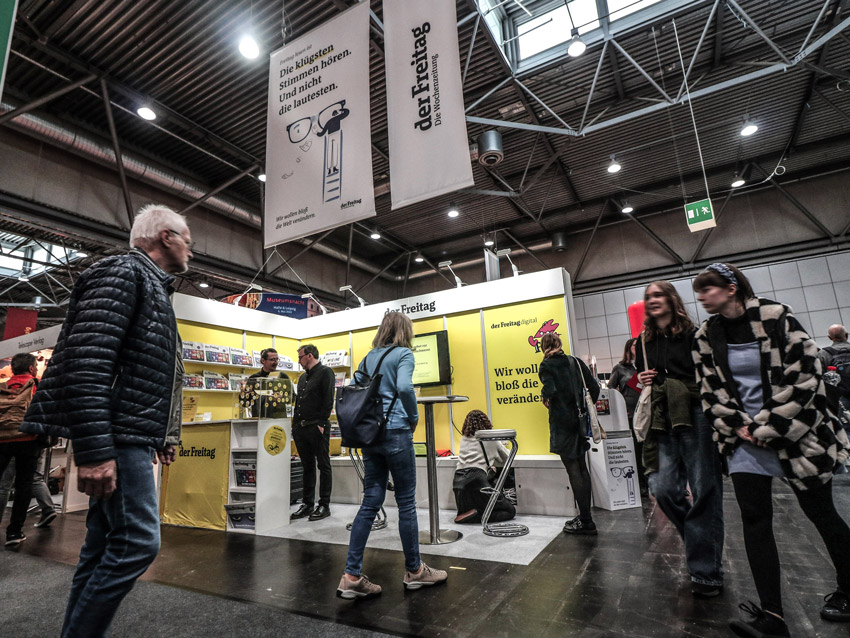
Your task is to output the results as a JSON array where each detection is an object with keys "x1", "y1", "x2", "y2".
[
  {"x1": 345, "y1": 428, "x2": 420, "y2": 576},
  {"x1": 62, "y1": 446, "x2": 160, "y2": 638},
  {"x1": 648, "y1": 409, "x2": 724, "y2": 586}
]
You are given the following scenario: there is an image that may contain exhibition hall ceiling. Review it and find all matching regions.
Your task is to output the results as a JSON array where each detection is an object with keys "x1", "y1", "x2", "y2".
[{"x1": 1, "y1": 0, "x2": 849, "y2": 315}]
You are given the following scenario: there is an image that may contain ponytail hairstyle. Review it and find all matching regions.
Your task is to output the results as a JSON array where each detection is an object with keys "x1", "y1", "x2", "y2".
[{"x1": 540, "y1": 332, "x2": 563, "y2": 359}]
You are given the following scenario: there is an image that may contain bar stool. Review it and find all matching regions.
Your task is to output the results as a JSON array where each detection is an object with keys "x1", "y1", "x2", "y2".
[
  {"x1": 345, "y1": 448, "x2": 388, "y2": 531},
  {"x1": 475, "y1": 429, "x2": 529, "y2": 537}
]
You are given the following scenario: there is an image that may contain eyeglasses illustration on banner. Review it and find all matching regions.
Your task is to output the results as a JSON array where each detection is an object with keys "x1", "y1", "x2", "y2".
[
  {"x1": 610, "y1": 466, "x2": 637, "y2": 505},
  {"x1": 285, "y1": 100, "x2": 350, "y2": 203}
]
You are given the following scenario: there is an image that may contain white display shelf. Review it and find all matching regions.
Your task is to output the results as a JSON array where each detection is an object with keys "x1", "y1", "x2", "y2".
[
  {"x1": 182, "y1": 359, "x2": 259, "y2": 370},
  {"x1": 231, "y1": 446, "x2": 257, "y2": 453},
  {"x1": 182, "y1": 388, "x2": 238, "y2": 393},
  {"x1": 230, "y1": 486, "x2": 256, "y2": 493}
]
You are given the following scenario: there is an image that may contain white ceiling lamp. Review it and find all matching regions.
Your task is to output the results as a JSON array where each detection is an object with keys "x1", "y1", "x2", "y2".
[
  {"x1": 740, "y1": 118, "x2": 759, "y2": 137},
  {"x1": 76, "y1": 250, "x2": 88, "y2": 258},
  {"x1": 607, "y1": 155, "x2": 622, "y2": 174},
  {"x1": 447, "y1": 204, "x2": 460, "y2": 218},
  {"x1": 198, "y1": 281, "x2": 210, "y2": 289},
  {"x1": 370, "y1": 229, "x2": 381, "y2": 240},
  {"x1": 239, "y1": 35, "x2": 260, "y2": 59},
  {"x1": 567, "y1": 28, "x2": 586, "y2": 58},
  {"x1": 414, "y1": 252, "x2": 425, "y2": 263},
  {"x1": 137, "y1": 106, "x2": 156, "y2": 121},
  {"x1": 621, "y1": 201, "x2": 634, "y2": 214},
  {"x1": 484, "y1": 235, "x2": 495, "y2": 247},
  {"x1": 258, "y1": 173, "x2": 267, "y2": 182},
  {"x1": 731, "y1": 173, "x2": 746, "y2": 188}
]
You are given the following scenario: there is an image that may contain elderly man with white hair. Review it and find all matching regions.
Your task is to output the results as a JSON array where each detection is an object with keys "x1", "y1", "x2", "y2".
[{"x1": 22, "y1": 204, "x2": 192, "y2": 638}]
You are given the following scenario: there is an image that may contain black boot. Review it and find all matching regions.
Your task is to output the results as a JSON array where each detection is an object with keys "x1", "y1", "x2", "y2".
[{"x1": 729, "y1": 602, "x2": 789, "y2": 638}]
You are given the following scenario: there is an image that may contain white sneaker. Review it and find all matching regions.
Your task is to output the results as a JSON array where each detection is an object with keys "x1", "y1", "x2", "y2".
[{"x1": 403, "y1": 563, "x2": 448, "y2": 590}]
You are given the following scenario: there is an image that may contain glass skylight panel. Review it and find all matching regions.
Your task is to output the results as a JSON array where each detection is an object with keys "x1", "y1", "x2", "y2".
[
  {"x1": 607, "y1": 0, "x2": 666, "y2": 22},
  {"x1": 517, "y1": 1, "x2": 599, "y2": 61}
]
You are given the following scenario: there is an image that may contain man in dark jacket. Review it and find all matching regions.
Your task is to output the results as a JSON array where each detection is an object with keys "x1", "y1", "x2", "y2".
[
  {"x1": 291, "y1": 344, "x2": 335, "y2": 521},
  {"x1": 21, "y1": 204, "x2": 192, "y2": 638}
]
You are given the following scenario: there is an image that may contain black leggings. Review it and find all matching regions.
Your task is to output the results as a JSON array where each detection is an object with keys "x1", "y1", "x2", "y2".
[
  {"x1": 560, "y1": 454, "x2": 593, "y2": 521},
  {"x1": 731, "y1": 473, "x2": 850, "y2": 616}
]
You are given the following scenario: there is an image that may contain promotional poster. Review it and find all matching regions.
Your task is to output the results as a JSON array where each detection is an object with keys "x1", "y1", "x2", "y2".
[{"x1": 264, "y1": 2, "x2": 375, "y2": 247}]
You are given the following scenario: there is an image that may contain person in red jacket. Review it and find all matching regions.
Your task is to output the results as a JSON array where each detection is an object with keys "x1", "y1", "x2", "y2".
[{"x1": 0, "y1": 352, "x2": 39, "y2": 546}]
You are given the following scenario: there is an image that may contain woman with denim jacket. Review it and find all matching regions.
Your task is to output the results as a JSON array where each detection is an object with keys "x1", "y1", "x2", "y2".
[
  {"x1": 635, "y1": 280, "x2": 725, "y2": 599},
  {"x1": 337, "y1": 312, "x2": 447, "y2": 600},
  {"x1": 693, "y1": 263, "x2": 850, "y2": 637}
]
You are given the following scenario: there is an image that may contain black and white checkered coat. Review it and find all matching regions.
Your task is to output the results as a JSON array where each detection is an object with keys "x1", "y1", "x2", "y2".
[{"x1": 693, "y1": 297, "x2": 849, "y2": 490}]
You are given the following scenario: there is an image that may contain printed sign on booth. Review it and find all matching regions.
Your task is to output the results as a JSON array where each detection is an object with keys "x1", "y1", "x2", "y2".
[
  {"x1": 483, "y1": 297, "x2": 569, "y2": 455},
  {"x1": 264, "y1": 3, "x2": 375, "y2": 247}
]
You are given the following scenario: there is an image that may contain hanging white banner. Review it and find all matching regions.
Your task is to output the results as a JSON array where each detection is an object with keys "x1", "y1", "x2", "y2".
[
  {"x1": 384, "y1": 0, "x2": 474, "y2": 210},
  {"x1": 264, "y1": 3, "x2": 375, "y2": 248}
]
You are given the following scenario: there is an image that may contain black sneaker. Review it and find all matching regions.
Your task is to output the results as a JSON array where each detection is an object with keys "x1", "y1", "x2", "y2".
[
  {"x1": 34, "y1": 510, "x2": 57, "y2": 528},
  {"x1": 821, "y1": 590, "x2": 850, "y2": 622},
  {"x1": 692, "y1": 582, "x2": 723, "y2": 598},
  {"x1": 4, "y1": 532, "x2": 26, "y2": 547},
  {"x1": 563, "y1": 517, "x2": 597, "y2": 535},
  {"x1": 729, "y1": 601, "x2": 789, "y2": 638}
]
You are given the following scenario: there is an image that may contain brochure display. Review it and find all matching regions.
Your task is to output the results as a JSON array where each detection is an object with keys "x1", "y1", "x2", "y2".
[{"x1": 588, "y1": 389, "x2": 641, "y2": 511}]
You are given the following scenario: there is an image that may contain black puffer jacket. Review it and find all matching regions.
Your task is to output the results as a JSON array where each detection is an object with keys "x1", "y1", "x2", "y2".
[{"x1": 22, "y1": 250, "x2": 179, "y2": 465}]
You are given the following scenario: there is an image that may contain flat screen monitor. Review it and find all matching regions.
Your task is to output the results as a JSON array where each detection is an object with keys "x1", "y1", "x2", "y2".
[{"x1": 411, "y1": 330, "x2": 451, "y2": 387}]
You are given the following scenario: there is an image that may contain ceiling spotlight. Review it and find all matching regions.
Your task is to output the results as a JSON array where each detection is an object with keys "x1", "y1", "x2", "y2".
[
  {"x1": 621, "y1": 201, "x2": 634, "y2": 214},
  {"x1": 567, "y1": 28, "x2": 587, "y2": 58},
  {"x1": 414, "y1": 252, "x2": 425, "y2": 263},
  {"x1": 239, "y1": 35, "x2": 260, "y2": 59},
  {"x1": 607, "y1": 155, "x2": 622, "y2": 174},
  {"x1": 137, "y1": 106, "x2": 156, "y2": 121},
  {"x1": 258, "y1": 173, "x2": 267, "y2": 182},
  {"x1": 198, "y1": 281, "x2": 210, "y2": 289},
  {"x1": 484, "y1": 236, "x2": 494, "y2": 247},
  {"x1": 740, "y1": 119, "x2": 758, "y2": 137},
  {"x1": 447, "y1": 205, "x2": 459, "y2": 218},
  {"x1": 731, "y1": 174, "x2": 746, "y2": 188},
  {"x1": 76, "y1": 251, "x2": 88, "y2": 258},
  {"x1": 18, "y1": 274, "x2": 29, "y2": 282},
  {"x1": 370, "y1": 230, "x2": 381, "y2": 240}
]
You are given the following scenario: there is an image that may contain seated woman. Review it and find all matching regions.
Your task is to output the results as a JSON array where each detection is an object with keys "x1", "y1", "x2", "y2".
[{"x1": 452, "y1": 410, "x2": 516, "y2": 524}]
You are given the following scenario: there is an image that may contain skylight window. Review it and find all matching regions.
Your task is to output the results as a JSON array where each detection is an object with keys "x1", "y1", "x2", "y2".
[
  {"x1": 0, "y1": 234, "x2": 84, "y2": 280},
  {"x1": 517, "y1": 1, "x2": 599, "y2": 61},
  {"x1": 607, "y1": 0, "x2": 666, "y2": 22}
]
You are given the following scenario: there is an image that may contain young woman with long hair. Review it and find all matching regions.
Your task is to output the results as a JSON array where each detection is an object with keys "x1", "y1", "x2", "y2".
[
  {"x1": 337, "y1": 312, "x2": 447, "y2": 600},
  {"x1": 693, "y1": 262, "x2": 850, "y2": 637},
  {"x1": 636, "y1": 281, "x2": 724, "y2": 597},
  {"x1": 538, "y1": 332, "x2": 600, "y2": 534}
]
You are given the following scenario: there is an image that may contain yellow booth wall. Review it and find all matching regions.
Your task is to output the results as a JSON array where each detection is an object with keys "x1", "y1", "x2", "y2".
[{"x1": 483, "y1": 297, "x2": 569, "y2": 455}]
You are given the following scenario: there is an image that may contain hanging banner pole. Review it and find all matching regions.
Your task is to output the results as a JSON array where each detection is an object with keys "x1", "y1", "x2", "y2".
[
  {"x1": 384, "y1": 0, "x2": 475, "y2": 210},
  {"x1": 264, "y1": 3, "x2": 375, "y2": 248}
]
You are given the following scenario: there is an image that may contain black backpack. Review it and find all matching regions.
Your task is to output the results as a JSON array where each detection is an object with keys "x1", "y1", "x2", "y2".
[
  {"x1": 335, "y1": 346, "x2": 399, "y2": 448},
  {"x1": 824, "y1": 346, "x2": 850, "y2": 396}
]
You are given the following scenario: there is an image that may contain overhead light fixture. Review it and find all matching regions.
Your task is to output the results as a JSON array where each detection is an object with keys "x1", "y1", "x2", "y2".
[
  {"x1": 75, "y1": 251, "x2": 88, "y2": 259},
  {"x1": 414, "y1": 252, "x2": 425, "y2": 263},
  {"x1": 18, "y1": 274, "x2": 29, "y2": 282},
  {"x1": 567, "y1": 28, "x2": 586, "y2": 58},
  {"x1": 731, "y1": 173, "x2": 746, "y2": 188},
  {"x1": 239, "y1": 34, "x2": 260, "y2": 59},
  {"x1": 484, "y1": 236, "x2": 495, "y2": 247},
  {"x1": 258, "y1": 173, "x2": 267, "y2": 182},
  {"x1": 621, "y1": 201, "x2": 634, "y2": 214},
  {"x1": 137, "y1": 106, "x2": 156, "y2": 121},
  {"x1": 496, "y1": 248, "x2": 520, "y2": 277},
  {"x1": 370, "y1": 229, "x2": 381, "y2": 240},
  {"x1": 199, "y1": 281, "x2": 210, "y2": 289},
  {"x1": 301, "y1": 292, "x2": 328, "y2": 315},
  {"x1": 740, "y1": 118, "x2": 758, "y2": 137},
  {"x1": 607, "y1": 155, "x2": 622, "y2": 174},
  {"x1": 339, "y1": 284, "x2": 367, "y2": 308},
  {"x1": 437, "y1": 260, "x2": 463, "y2": 289},
  {"x1": 447, "y1": 203, "x2": 460, "y2": 218}
]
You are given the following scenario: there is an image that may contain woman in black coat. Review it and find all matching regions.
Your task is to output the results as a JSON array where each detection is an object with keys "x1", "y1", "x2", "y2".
[{"x1": 538, "y1": 332, "x2": 600, "y2": 535}]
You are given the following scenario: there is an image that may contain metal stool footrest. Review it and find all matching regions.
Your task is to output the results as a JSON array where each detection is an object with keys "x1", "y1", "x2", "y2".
[{"x1": 474, "y1": 429, "x2": 529, "y2": 537}]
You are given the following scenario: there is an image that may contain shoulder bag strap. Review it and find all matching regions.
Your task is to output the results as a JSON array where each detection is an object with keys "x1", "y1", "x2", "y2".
[
  {"x1": 369, "y1": 345, "x2": 401, "y2": 424},
  {"x1": 478, "y1": 440, "x2": 491, "y2": 467},
  {"x1": 369, "y1": 345, "x2": 398, "y2": 377},
  {"x1": 640, "y1": 334, "x2": 649, "y2": 373}
]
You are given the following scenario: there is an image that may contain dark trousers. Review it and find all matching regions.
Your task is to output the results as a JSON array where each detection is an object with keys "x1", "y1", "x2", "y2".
[
  {"x1": 292, "y1": 424, "x2": 332, "y2": 507},
  {"x1": 0, "y1": 439, "x2": 40, "y2": 536},
  {"x1": 560, "y1": 453, "x2": 593, "y2": 522},
  {"x1": 731, "y1": 473, "x2": 850, "y2": 617}
]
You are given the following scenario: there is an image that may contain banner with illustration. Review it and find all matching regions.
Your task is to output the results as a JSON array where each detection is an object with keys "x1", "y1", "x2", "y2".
[
  {"x1": 264, "y1": 2, "x2": 375, "y2": 247},
  {"x1": 161, "y1": 423, "x2": 230, "y2": 530},
  {"x1": 221, "y1": 292, "x2": 317, "y2": 318},
  {"x1": 383, "y1": 0, "x2": 474, "y2": 209},
  {"x1": 483, "y1": 297, "x2": 569, "y2": 455}
]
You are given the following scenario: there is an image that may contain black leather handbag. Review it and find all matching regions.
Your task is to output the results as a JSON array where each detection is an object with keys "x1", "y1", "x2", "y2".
[{"x1": 335, "y1": 346, "x2": 398, "y2": 448}]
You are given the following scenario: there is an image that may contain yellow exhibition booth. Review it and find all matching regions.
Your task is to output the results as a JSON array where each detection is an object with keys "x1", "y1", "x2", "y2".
[{"x1": 160, "y1": 268, "x2": 582, "y2": 532}]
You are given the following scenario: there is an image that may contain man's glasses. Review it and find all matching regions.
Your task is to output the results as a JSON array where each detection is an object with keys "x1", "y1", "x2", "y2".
[{"x1": 168, "y1": 229, "x2": 195, "y2": 250}]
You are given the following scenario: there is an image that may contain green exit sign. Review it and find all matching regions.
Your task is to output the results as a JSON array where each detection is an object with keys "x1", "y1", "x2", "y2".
[{"x1": 685, "y1": 198, "x2": 716, "y2": 232}]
